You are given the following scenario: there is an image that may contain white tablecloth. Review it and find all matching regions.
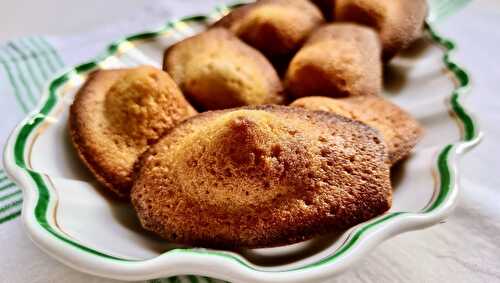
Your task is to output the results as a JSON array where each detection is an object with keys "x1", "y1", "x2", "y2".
[{"x1": 0, "y1": 0, "x2": 499, "y2": 282}]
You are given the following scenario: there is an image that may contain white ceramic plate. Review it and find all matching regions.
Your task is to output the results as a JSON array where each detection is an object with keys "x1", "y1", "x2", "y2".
[{"x1": 2, "y1": 3, "x2": 481, "y2": 283}]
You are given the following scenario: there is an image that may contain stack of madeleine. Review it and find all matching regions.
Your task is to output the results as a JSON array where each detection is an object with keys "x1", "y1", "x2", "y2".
[{"x1": 70, "y1": 0, "x2": 426, "y2": 248}]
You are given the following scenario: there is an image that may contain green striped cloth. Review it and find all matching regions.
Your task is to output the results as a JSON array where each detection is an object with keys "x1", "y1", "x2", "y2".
[{"x1": 0, "y1": 36, "x2": 64, "y2": 224}]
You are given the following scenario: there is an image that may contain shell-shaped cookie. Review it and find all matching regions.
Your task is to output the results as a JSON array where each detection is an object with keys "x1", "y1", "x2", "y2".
[
  {"x1": 164, "y1": 28, "x2": 284, "y2": 111},
  {"x1": 335, "y1": 0, "x2": 428, "y2": 60},
  {"x1": 215, "y1": 0, "x2": 324, "y2": 57},
  {"x1": 69, "y1": 66, "x2": 196, "y2": 197},
  {"x1": 132, "y1": 105, "x2": 392, "y2": 248},
  {"x1": 291, "y1": 96, "x2": 424, "y2": 164},
  {"x1": 285, "y1": 23, "x2": 382, "y2": 99}
]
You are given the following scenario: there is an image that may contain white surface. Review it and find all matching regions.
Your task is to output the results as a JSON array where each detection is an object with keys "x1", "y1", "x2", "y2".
[{"x1": 0, "y1": 0, "x2": 499, "y2": 282}]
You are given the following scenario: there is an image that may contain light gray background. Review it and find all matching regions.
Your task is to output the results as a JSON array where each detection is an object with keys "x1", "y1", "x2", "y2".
[{"x1": 0, "y1": 0, "x2": 499, "y2": 282}]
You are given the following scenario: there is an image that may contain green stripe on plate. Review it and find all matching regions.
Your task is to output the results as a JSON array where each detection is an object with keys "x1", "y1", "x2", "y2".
[
  {"x1": 0, "y1": 36, "x2": 65, "y2": 225},
  {"x1": 426, "y1": 24, "x2": 476, "y2": 141},
  {"x1": 424, "y1": 145, "x2": 453, "y2": 212}
]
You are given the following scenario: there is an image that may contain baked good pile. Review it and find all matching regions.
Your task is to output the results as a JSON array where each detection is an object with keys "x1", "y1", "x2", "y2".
[{"x1": 70, "y1": 0, "x2": 426, "y2": 249}]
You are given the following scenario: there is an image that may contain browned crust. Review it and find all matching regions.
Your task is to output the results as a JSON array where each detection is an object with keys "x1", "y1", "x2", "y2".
[
  {"x1": 214, "y1": 3, "x2": 254, "y2": 28},
  {"x1": 131, "y1": 105, "x2": 392, "y2": 249},
  {"x1": 290, "y1": 96, "x2": 424, "y2": 164},
  {"x1": 285, "y1": 23, "x2": 382, "y2": 99},
  {"x1": 163, "y1": 28, "x2": 284, "y2": 110},
  {"x1": 69, "y1": 69, "x2": 131, "y2": 198},
  {"x1": 69, "y1": 67, "x2": 196, "y2": 198},
  {"x1": 387, "y1": 116, "x2": 424, "y2": 164},
  {"x1": 213, "y1": 0, "x2": 324, "y2": 57},
  {"x1": 334, "y1": 0, "x2": 428, "y2": 60}
]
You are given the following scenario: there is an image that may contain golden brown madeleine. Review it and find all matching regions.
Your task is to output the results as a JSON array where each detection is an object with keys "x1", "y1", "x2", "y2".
[
  {"x1": 69, "y1": 66, "x2": 196, "y2": 198},
  {"x1": 285, "y1": 23, "x2": 382, "y2": 99},
  {"x1": 335, "y1": 0, "x2": 428, "y2": 60},
  {"x1": 291, "y1": 96, "x2": 424, "y2": 164},
  {"x1": 132, "y1": 105, "x2": 392, "y2": 248},
  {"x1": 214, "y1": 0, "x2": 324, "y2": 57},
  {"x1": 163, "y1": 28, "x2": 284, "y2": 110}
]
